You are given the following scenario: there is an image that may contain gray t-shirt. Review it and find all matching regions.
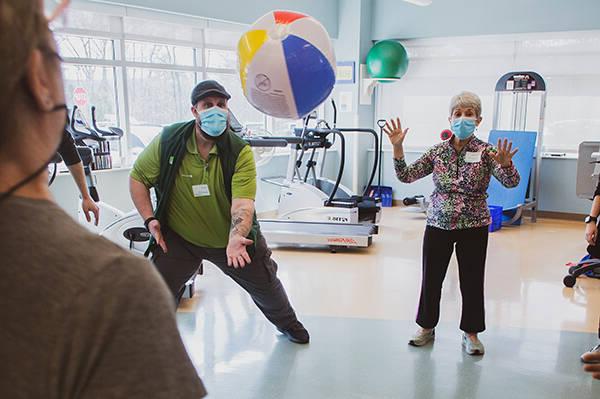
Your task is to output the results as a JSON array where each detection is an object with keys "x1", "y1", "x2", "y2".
[{"x1": 0, "y1": 196, "x2": 206, "y2": 398}]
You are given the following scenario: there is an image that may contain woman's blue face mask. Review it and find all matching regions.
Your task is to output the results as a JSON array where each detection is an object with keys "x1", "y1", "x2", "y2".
[
  {"x1": 451, "y1": 117, "x2": 477, "y2": 140},
  {"x1": 198, "y1": 106, "x2": 228, "y2": 137}
]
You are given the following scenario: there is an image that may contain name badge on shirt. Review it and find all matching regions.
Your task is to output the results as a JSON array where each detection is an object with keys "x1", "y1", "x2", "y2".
[
  {"x1": 192, "y1": 184, "x2": 210, "y2": 197},
  {"x1": 465, "y1": 151, "x2": 482, "y2": 163}
]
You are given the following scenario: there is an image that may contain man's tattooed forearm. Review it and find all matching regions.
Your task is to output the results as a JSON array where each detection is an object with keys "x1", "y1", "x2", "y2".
[
  {"x1": 230, "y1": 208, "x2": 252, "y2": 237},
  {"x1": 231, "y1": 216, "x2": 244, "y2": 234}
]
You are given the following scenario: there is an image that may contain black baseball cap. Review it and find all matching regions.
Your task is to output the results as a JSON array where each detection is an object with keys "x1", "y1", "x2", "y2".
[{"x1": 191, "y1": 80, "x2": 231, "y2": 105}]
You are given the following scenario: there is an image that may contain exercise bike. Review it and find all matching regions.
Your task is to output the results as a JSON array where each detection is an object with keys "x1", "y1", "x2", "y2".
[
  {"x1": 69, "y1": 106, "x2": 201, "y2": 297},
  {"x1": 68, "y1": 106, "x2": 150, "y2": 252}
]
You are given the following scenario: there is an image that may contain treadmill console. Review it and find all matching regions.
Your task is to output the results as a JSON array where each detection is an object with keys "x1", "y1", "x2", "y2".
[
  {"x1": 506, "y1": 74, "x2": 537, "y2": 91},
  {"x1": 495, "y1": 71, "x2": 546, "y2": 92}
]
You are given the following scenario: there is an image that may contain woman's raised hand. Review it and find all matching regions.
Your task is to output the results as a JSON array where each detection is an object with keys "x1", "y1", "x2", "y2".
[
  {"x1": 493, "y1": 138, "x2": 519, "y2": 168},
  {"x1": 383, "y1": 118, "x2": 409, "y2": 148}
]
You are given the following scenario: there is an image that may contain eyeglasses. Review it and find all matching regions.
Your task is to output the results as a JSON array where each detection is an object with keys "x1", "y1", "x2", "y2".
[{"x1": 39, "y1": 46, "x2": 64, "y2": 64}]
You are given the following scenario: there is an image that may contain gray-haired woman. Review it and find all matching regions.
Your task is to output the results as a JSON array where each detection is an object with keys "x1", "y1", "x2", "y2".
[{"x1": 384, "y1": 91, "x2": 520, "y2": 355}]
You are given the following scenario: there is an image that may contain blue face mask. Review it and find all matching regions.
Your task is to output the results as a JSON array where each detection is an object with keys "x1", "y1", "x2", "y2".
[
  {"x1": 198, "y1": 106, "x2": 228, "y2": 137},
  {"x1": 451, "y1": 117, "x2": 477, "y2": 140}
]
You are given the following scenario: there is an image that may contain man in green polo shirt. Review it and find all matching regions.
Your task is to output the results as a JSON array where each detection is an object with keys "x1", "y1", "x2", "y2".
[{"x1": 129, "y1": 80, "x2": 309, "y2": 344}]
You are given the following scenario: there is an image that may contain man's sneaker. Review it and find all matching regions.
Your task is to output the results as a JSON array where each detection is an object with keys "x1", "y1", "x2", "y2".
[
  {"x1": 278, "y1": 321, "x2": 309, "y2": 344},
  {"x1": 408, "y1": 328, "x2": 435, "y2": 347},
  {"x1": 462, "y1": 333, "x2": 485, "y2": 356},
  {"x1": 581, "y1": 344, "x2": 600, "y2": 364}
]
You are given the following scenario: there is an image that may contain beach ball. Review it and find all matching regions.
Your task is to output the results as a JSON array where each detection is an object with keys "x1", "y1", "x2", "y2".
[{"x1": 238, "y1": 10, "x2": 336, "y2": 120}]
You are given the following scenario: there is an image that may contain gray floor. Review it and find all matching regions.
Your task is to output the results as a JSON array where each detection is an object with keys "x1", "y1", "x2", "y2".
[{"x1": 176, "y1": 314, "x2": 600, "y2": 399}]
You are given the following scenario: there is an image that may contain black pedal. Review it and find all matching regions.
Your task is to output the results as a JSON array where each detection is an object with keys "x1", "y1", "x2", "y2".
[{"x1": 123, "y1": 227, "x2": 151, "y2": 242}]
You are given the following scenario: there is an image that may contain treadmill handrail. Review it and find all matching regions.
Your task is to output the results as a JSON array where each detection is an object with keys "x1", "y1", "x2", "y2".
[
  {"x1": 244, "y1": 138, "x2": 289, "y2": 147},
  {"x1": 246, "y1": 135, "x2": 325, "y2": 146},
  {"x1": 325, "y1": 129, "x2": 345, "y2": 206},
  {"x1": 336, "y1": 128, "x2": 379, "y2": 198}
]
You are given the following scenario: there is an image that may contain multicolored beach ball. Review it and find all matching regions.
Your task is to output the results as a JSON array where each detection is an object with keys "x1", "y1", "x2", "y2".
[{"x1": 238, "y1": 10, "x2": 336, "y2": 120}]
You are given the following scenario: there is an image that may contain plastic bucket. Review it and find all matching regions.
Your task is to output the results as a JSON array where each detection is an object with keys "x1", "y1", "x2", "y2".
[
  {"x1": 368, "y1": 185, "x2": 394, "y2": 207},
  {"x1": 488, "y1": 205, "x2": 503, "y2": 232}
]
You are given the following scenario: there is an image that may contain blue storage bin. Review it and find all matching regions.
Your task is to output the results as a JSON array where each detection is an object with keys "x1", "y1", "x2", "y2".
[
  {"x1": 368, "y1": 185, "x2": 394, "y2": 207},
  {"x1": 488, "y1": 205, "x2": 503, "y2": 232}
]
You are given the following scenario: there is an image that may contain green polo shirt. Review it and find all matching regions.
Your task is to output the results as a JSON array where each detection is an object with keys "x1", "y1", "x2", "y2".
[{"x1": 130, "y1": 130, "x2": 256, "y2": 248}]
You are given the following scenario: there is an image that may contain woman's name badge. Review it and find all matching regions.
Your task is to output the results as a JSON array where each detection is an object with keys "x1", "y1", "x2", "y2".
[{"x1": 465, "y1": 151, "x2": 482, "y2": 163}]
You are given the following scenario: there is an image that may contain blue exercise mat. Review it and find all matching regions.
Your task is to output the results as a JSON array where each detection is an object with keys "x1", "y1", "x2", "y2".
[{"x1": 487, "y1": 130, "x2": 537, "y2": 211}]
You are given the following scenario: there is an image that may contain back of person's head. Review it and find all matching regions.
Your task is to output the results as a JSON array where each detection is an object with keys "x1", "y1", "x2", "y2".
[
  {"x1": 0, "y1": 0, "x2": 67, "y2": 199},
  {"x1": 1, "y1": 1, "x2": 47, "y2": 149}
]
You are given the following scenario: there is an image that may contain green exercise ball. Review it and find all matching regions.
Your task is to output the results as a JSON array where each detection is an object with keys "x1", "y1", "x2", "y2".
[{"x1": 366, "y1": 40, "x2": 409, "y2": 79}]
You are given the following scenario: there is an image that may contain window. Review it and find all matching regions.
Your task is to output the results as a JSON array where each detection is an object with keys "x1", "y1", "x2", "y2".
[
  {"x1": 205, "y1": 48, "x2": 237, "y2": 69},
  {"x1": 56, "y1": 34, "x2": 115, "y2": 60},
  {"x1": 127, "y1": 68, "x2": 196, "y2": 156},
  {"x1": 125, "y1": 41, "x2": 195, "y2": 66},
  {"x1": 205, "y1": 28, "x2": 243, "y2": 47},
  {"x1": 62, "y1": 64, "x2": 119, "y2": 126},
  {"x1": 123, "y1": 17, "x2": 195, "y2": 41},
  {"x1": 54, "y1": 4, "x2": 312, "y2": 165},
  {"x1": 51, "y1": 8, "x2": 114, "y2": 32}
]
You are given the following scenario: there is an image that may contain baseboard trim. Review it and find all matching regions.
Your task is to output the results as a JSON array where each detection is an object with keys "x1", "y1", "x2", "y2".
[
  {"x1": 391, "y1": 200, "x2": 585, "y2": 221},
  {"x1": 525, "y1": 210, "x2": 585, "y2": 221}
]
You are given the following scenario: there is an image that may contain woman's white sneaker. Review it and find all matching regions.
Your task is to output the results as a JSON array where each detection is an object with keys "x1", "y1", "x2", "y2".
[
  {"x1": 408, "y1": 329, "x2": 435, "y2": 347},
  {"x1": 462, "y1": 333, "x2": 485, "y2": 355}
]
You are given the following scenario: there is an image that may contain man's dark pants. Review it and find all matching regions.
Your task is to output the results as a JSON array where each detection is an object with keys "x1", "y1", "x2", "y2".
[{"x1": 152, "y1": 226, "x2": 299, "y2": 330}]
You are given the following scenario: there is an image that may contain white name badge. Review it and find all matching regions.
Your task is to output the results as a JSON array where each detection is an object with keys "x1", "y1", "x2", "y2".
[
  {"x1": 464, "y1": 151, "x2": 482, "y2": 163},
  {"x1": 192, "y1": 184, "x2": 210, "y2": 197}
]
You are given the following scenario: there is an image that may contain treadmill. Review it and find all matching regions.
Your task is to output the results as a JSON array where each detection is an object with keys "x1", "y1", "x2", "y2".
[
  {"x1": 240, "y1": 121, "x2": 379, "y2": 251},
  {"x1": 287, "y1": 101, "x2": 382, "y2": 224},
  {"x1": 258, "y1": 220, "x2": 377, "y2": 250}
]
